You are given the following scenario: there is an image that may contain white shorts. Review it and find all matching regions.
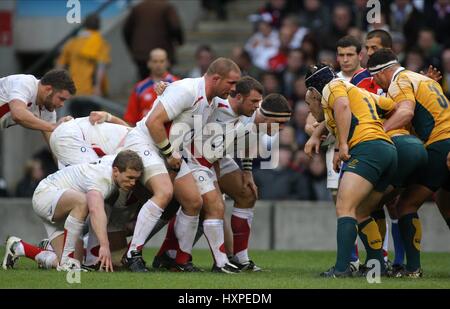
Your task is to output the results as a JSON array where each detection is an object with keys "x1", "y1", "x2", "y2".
[
  {"x1": 32, "y1": 183, "x2": 67, "y2": 241},
  {"x1": 185, "y1": 156, "x2": 216, "y2": 195},
  {"x1": 124, "y1": 130, "x2": 191, "y2": 183},
  {"x1": 50, "y1": 119, "x2": 99, "y2": 168},
  {"x1": 218, "y1": 156, "x2": 240, "y2": 178},
  {"x1": 326, "y1": 142, "x2": 340, "y2": 189}
]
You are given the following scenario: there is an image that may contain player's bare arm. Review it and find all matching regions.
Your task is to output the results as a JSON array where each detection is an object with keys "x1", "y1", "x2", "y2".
[
  {"x1": 146, "y1": 102, "x2": 181, "y2": 171},
  {"x1": 382, "y1": 99, "x2": 415, "y2": 132},
  {"x1": 87, "y1": 190, "x2": 113, "y2": 272},
  {"x1": 304, "y1": 121, "x2": 327, "y2": 157},
  {"x1": 89, "y1": 111, "x2": 129, "y2": 127},
  {"x1": 9, "y1": 99, "x2": 56, "y2": 132},
  {"x1": 333, "y1": 96, "x2": 351, "y2": 163},
  {"x1": 305, "y1": 112, "x2": 320, "y2": 136}
]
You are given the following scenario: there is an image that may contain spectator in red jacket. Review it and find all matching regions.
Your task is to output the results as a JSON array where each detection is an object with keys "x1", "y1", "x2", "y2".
[{"x1": 124, "y1": 48, "x2": 178, "y2": 126}]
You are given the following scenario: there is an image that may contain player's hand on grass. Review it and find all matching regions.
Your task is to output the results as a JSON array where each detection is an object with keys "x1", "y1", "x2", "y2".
[
  {"x1": 304, "y1": 135, "x2": 321, "y2": 157},
  {"x1": 97, "y1": 246, "x2": 113, "y2": 272},
  {"x1": 421, "y1": 65, "x2": 442, "y2": 82},
  {"x1": 155, "y1": 81, "x2": 169, "y2": 96},
  {"x1": 167, "y1": 151, "x2": 182, "y2": 172},
  {"x1": 242, "y1": 170, "x2": 258, "y2": 199}
]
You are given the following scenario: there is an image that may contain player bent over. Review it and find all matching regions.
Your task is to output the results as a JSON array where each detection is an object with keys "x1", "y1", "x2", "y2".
[
  {"x1": 2, "y1": 150, "x2": 143, "y2": 272},
  {"x1": 305, "y1": 64, "x2": 397, "y2": 277}
]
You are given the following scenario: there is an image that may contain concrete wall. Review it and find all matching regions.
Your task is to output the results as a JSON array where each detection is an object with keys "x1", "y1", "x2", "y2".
[{"x1": 1, "y1": 199, "x2": 449, "y2": 252}]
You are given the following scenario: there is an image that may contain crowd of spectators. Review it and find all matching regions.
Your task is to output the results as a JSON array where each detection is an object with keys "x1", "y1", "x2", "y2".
[
  {"x1": 238, "y1": 0, "x2": 450, "y2": 201},
  {"x1": 5, "y1": 0, "x2": 450, "y2": 201}
]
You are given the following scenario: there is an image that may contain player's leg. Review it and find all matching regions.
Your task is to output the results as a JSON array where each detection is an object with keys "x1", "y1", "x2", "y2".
[
  {"x1": 51, "y1": 189, "x2": 89, "y2": 271},
  {"x1": 170, "y1": 169, "x2": 203, "y2": 270},
  {"x1": 326, "y1": 143, "x2": 360, "y2": 269},
  {"x1": 125, "y1": 168, "x2": 172, "y2": 271},
  {"x1": 219, "y1": 168, "x2": 260, "y2": 271},
  {"x1": 385, "y1": 195, "x2": 405, "y2": 271},
  {"x1": 321, "y1": 171, "x2": 374, "y2": 277},
  {"x1": 355, "y1": 189, "x2": 387, "y2": 275},
  {"x1": 202, "y1": 182, "x2": 239, "y2": 273},
  {"x1": 2, "y1": 235, "x2": 57, "y2": 270},
  {"x1": 396, "y1": 139, "x2": 450, "y2": 277}
]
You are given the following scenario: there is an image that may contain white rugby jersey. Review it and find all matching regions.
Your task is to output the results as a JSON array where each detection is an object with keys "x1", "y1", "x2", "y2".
[
  {"x1": 197, "y1": 98, "x2": 257, "y2": 164},
  {"x1": 0, "y1": 74, "x2": 56, "y2": 129},
  {"x1": 39, "y1": 163, "x2": 116, "y2": 198},
  {"x1": 75, "y1": 117, "x2": 131, "y2": 155},
  {"x1": 134, "y1": 77, "x2": 219, "y2": 150}
]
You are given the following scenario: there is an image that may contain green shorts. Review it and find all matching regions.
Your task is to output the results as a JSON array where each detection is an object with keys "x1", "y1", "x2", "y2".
[
  {"x1": 416, "y1": 138, "x2": 450, "y2": 192},
  {"x1": 390, "y1": 135, "x2": 428, "y2": 188},
  {"x1": 342, "y1": 140, "x2": 397, "y2": 192}
]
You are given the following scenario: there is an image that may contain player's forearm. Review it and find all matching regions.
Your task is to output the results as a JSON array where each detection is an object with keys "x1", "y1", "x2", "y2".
[
  {"x1": 334, "y1": 100, "x2": 351, "y2": 146},
  {"x1": 109, "y1": 114, "x2": 129, "y2": 127},
  {"x1": 147, "y1": 117, "x2": 169, "y2": 145},
  {"x1": 311, "y1": 121, "x2": 327, "y2": 139},
  {"x1": 12, "y1": 108, "x2": 55, "y2": 131},
  {"x1": 305, "y1": 112, "x2": 318, "y2": 136},
  {"x1": 87, "y1": 192, "x2": 109, "y2": 247},
  {"x1": 383, "y1": 105, "x2": 414, "y2": 132}
]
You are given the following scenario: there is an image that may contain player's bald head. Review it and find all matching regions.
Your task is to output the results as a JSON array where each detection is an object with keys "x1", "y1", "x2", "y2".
[{"x1": 206, "y1": 57, "x2": 241, "y2": 78}]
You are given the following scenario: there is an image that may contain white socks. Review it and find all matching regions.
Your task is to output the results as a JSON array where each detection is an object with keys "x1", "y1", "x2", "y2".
[
  {"x1": 61, "y1": 215, "x2": 84, "y2": 265},
  {"x1": 203, "y1": 219, "x2": 228, "y2": 268},
  {"x1": 175, "y1": 210, "x2": 199, "y2": 255},
  {"x1": 127, "y1": 200, "x2": 163, "y2": 257},
  {"x1": 35, "y1": 251, "x2": 58, "y2": 269}
]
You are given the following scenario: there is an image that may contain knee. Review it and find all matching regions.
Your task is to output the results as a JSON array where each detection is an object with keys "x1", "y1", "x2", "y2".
[
  {"x1": 204, "y1": 200, "x2": 225, "y2": 219},
  {"x1": 235, "y1": 187, "x2": 257, "y2": 207},
  {"x1": 154, "y1": 186, "x2": 173, "y2": 206},
  {"x1": 183, "y1": 194, "x2": 203, "y2": 213}
]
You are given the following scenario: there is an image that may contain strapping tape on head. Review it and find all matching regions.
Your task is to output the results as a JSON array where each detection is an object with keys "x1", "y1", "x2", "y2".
[
  {"x1": 259, "y1": 107, "x2": 292, "y2": 119},
  {"x1": 305, "y1": 66, "x2": 336, "y2": 94},
  {"x1": 368, "y1": 60, "x2": 398, "y2": 75}
]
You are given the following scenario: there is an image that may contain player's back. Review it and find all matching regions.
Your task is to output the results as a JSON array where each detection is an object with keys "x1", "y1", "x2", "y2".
[
  {"x1": 388, "y1": 69, "x2": 450, "y2": 146},
  {"x1": 38, "y1": 162, "x2": 114, "y2": 196},
  {"x1": 322, "y1": 79, "x2": 391, "y2": 148},
  {"x1": 75, "y1": 117, "x2": 131, "y2": 155}
]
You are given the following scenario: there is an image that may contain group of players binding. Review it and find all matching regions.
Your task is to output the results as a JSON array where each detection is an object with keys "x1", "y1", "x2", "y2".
[
  {"x1": 304, "y1": 30, "x2": 450, "y2": 278},
  {"x1": 2, "y1": 29, "x2": 450, "y2": 279},
  {"x1": 2, "y1": 57, "x2": 293, "y2": 274}
]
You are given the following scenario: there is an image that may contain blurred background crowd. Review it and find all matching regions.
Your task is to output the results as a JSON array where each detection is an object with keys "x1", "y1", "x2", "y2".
[{"x1": 1, "y1": 0, "x2": 449, "y2": 202}]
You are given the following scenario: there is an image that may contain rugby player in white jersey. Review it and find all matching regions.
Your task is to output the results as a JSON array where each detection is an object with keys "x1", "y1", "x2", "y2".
[
  {"x1": 152, "y1": 77, "x2": 292, "y2": 273},
  {"x1": 2, "y1": 150, "x2": 143, "y2": 272},
  {"x1": 4, "y1": 112, "x2": 145, "y2": 271},
  {"x1": 122, "y1": 58, "x2": 241, "y2": 272},
  {"x1": 0, "y1": 69, "x2": 75, "y2": 142},
  {"x1": 49, "y1": 111, "x2": 130, "y2": 168}
]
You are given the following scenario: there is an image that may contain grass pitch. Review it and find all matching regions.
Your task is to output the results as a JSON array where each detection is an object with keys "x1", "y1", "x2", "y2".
[{"x1": 1, "y1": 248, "x2": 450, "y2": 289}]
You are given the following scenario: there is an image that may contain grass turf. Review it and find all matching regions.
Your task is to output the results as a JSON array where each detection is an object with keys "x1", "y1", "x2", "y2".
[{"x1": 1, "y1": 248, "x2": 450, "y2": 288}]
